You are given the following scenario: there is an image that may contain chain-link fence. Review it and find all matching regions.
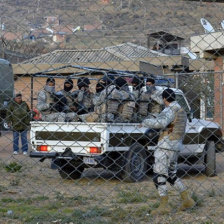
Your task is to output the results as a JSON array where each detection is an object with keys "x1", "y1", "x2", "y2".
[{"x1": 1, "y1": 0, "x2": 224, "y2": 223}]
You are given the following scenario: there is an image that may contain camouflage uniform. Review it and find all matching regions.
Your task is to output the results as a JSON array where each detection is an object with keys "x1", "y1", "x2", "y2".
[
  {"x1": 133, "y1": 88, "x2": 151, "y2": 122},
  {"x1": 37, "y1": 87, "x2": 65, "y2": 122},
  {"x1": 149, "y1": 86, "x2": 164, "y2": 115},
  {"x1": 142, "y1": 101, "x2": 187, "y2": 197},
  {"x1": 72, "y1": 89, "x2": 94, "y2": 115},
  {"x1": 94, "y1": 85, "x2": 116, "y2": 122},
  {"x1": 57, "y1": 89, "x2": 77, "y2": 121},
  {"x1": 116, "y1": 87, "x2": 135, "y2": 122}
]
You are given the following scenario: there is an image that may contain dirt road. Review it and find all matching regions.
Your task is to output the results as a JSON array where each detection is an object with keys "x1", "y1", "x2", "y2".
[{"x1": 1, "y1": 131, "x2": 224, "y2": 223}]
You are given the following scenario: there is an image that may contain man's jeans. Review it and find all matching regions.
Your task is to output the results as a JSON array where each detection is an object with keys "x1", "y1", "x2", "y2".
[{"x1": 13, "y1": 130, "x2": 28, "y2": 153}]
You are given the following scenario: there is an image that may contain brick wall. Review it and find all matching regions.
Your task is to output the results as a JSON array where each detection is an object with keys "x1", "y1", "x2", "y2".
[
  {"x1": 14, "y1": 76, "x2": 99, "y2": 110},
  {"x1": 214, "y1": 57, "x2": 224, "y2": 132}
]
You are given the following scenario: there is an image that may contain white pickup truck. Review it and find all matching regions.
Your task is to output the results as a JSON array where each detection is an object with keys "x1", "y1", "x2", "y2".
[{"x1": 30, "y1": 87, "x2": 223, "y2": 182}]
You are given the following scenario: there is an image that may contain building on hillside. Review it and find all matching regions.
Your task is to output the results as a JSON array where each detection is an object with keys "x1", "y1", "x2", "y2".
[
  {"x1": 147, "y1": 31, "x2": 184, "y2": 55},
  {"x1": 21, "y1": 42, "x2": 167, "y2": 64},
  {"x1": 83, "y1": 23, "x2": 102, "y2": 31},
  {"x1": 1, "y1": 32, "x2": 22, "y2": 42},
  {"x1": 44, "y1": 16, "x2": 60, "y2": 27}
]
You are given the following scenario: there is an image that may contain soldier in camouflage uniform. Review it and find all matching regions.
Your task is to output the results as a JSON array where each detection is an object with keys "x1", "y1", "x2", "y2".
[
  {"x1": 131, "y1": 76, "x2": 151, "y2": 122},
  {"x1": 72, "y1": 77, "x2": 94, "y2": 115},
  {"x1": 37, "y1": 78, "x2": 65, "y2": 122},
  {"x1": 92, "y1": 81, "x2": 105, "y2": 107},
  {"x1": 146, "y1": 77, "x2": 164, "y2": 115},
  {"x1": 79, "y1": 81, "x2": 105, "y2": 122},
  {"x1": 142, "y1": 89, "x2": 195, "y2": 215},
  {"x1": 92, "y1": 76, "x2": 134, "y2": 122},
  {"x1": 114, "y1": 77, "x2": 135, "y2": 122},
  {"x1": 57, "y1": 78, "x2": 77, "y2": 121},
  {"x1": 90, "y1": 75, "x2": 116, "y2": 122}
]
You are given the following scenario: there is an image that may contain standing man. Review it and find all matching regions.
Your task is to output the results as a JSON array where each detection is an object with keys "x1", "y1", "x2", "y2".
[
  {"x1": 6, "y1": 93, "x2": 30, "y2": 155},
  {"x1": 142, "y1": 89, "x2": 195, "y2": 215}
]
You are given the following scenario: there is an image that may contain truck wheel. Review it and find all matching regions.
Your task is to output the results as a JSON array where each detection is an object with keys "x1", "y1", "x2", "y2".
[
  {"x1": 122, "y1": 143, "x2": 147, "y2": 182},
  {"x1": 204, "y1": 141, "x2": 216, "y2": 177},
  {"x1": 2, "y1": 120, "x2": 10, "y2": 130},
  {"x1": 58, "y1": 164, "x2": 84, "y2": 180}
]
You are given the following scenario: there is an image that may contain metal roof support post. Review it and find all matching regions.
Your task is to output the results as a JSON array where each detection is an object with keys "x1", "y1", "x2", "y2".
[
  {"x1": 175, "y1": 72, "x2": 179, "y2": 89},
  {"x1": 31, "y1": 75, "x2": 34, "y2": 110}
]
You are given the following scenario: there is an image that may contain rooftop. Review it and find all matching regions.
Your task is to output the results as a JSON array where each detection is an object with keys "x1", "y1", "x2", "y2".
[{"x1": 21, "y1": 42, "x2": 167, "y2": 64}]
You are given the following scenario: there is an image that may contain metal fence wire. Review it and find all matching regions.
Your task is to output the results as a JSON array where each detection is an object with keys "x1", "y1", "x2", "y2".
[{"x1": 1, "y1": 0, "x2": 224, "y2": 223}]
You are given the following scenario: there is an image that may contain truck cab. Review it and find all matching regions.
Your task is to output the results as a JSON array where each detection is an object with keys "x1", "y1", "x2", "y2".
[{"x1": 0, "y1": 59, "x2": 14, "y2": 132}]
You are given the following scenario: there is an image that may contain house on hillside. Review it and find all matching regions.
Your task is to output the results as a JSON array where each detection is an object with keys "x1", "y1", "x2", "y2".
[
  {"x1": 44, "y1": 16, "x2": 60, "y2": 27},
  {"x1": 83, "y1": 23, "x2": 102, "y2": 31},
  {"x1": 21, "y1": 42, "x2": 167, "y2": 64},
  {"x1": 147, "y1": 31, "x2": 184, "y2": 55},
  {"x1": 1, "y1": 32, "x2": 22, "y2": 42}
]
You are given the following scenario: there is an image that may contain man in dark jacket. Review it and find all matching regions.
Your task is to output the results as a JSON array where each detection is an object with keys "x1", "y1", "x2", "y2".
[{"x1": 6, "y1": 93, "x2": 30, "y2": 155}]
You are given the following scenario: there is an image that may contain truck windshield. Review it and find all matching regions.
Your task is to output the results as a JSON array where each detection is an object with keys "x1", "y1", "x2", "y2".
[{"x1": 176, "y1": 94, "x2": 190, "y2": 114}]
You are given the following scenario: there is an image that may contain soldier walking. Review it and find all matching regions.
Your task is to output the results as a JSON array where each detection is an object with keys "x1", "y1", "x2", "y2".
[{"x1": 142, "y1": 88, "x2": 195, "y2": 215}]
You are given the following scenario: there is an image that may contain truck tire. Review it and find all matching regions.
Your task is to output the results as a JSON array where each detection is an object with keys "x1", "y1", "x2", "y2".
[
  {"x1": 2, "y1": 120, "x2": 10, "y2": 130},
  {"x1": 122, "y1": 143, "x2": 147, "y2": 182},
  {"x1": 58, "y1": 164, "x2": 84, "y2": 180},
  {"x1": 204, "y1": 141, "x2": 216, "y2": 177}
]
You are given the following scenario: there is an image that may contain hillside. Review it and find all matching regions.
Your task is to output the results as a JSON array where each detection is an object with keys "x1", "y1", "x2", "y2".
[{"x1": 1, "y1": 0, "x2": 224, "y2": 54}]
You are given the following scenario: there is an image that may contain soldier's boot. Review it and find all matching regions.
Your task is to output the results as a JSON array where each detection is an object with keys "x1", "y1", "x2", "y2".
[
  {"x1": 151, "y1": 196, "x2": 171, "y2": 216},
  {"x1": 178, "y1": 190, "x2": 195, "y2": 211}
]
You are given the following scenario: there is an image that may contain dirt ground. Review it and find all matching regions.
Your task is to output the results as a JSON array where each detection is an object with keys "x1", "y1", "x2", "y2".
[{"x1": 0, "y1": 131, "x2": 224, "y2": 224}]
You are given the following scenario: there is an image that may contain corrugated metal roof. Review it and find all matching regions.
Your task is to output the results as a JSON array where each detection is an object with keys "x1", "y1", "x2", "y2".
[
  {"x1": 105, "y1": 42, "x2": 167, "y2": 59},
  {"x1": 22, "y1": 42, "x2": 167, "y2": 64},
  {"x1": 22, "y1": 49, "x2": 122, "y2": 64}
]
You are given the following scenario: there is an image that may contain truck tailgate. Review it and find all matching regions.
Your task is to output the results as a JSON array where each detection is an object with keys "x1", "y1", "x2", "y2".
[{"x1": 30, "y1": 121, "x2": 108, "y2": 154}]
